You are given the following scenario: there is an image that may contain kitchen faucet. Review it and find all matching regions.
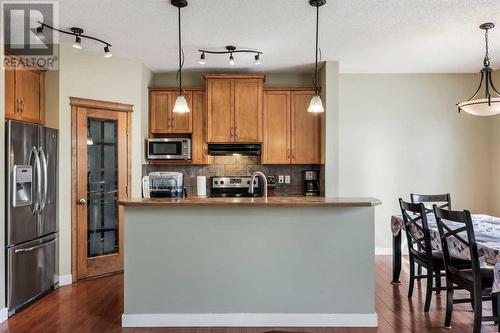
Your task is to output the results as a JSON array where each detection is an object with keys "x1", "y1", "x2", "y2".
[{"x1": 248, "y1": 171, "x2": 268, "y2": 200}]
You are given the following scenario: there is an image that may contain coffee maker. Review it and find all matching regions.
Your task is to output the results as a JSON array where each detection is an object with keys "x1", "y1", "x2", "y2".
[{"x1": 303, "y1": 170, "x2": 320, "y2": 196}]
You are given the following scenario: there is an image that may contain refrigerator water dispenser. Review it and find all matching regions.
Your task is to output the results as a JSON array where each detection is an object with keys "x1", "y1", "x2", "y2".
[{"x1": 12, "y1": 165, "x2": 32, "y2": 207}]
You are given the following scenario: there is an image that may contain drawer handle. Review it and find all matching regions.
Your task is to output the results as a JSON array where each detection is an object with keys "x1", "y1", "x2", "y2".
[
  {"x1": 167, "y1": 118, "x2": 171, "y2": 127},
  {"x1": 230, "y1": 127, "x2": 234, "y2": 137},
  {"x1": 15, "y1": 239, "x2": 56, "y2": 253}
]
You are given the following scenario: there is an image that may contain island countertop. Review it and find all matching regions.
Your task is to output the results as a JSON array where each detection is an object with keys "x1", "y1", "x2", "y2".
[{"x1": 118, "y1": 196, "x2": 381, "y2": 207}]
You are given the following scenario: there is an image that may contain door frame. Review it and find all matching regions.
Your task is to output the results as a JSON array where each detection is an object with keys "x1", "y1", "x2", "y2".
[{"x1": 70, "y1": 97, "x2": 133, "y2": 281}]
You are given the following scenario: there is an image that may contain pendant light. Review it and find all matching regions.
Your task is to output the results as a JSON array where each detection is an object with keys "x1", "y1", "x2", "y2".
[
  {"x1": 457, "y1": 23, "x2": 500, "y2": 116},
  {"x1": 308, "y1": 0, "x2": 326, "y2": 113},
  {"x1": 172, "y1": 0, "x2": 190, "y2": 113}
]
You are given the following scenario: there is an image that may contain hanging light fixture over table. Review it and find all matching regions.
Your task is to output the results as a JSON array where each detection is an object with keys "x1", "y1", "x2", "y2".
[
  {"x1": 172, "y1": 0, "x2": 190, "y2": 113},
  {"x1": 458, "y1": 23, "x2": 500, "y2": 116},
  {"x1": 308, "y1": 0, "x2": 326, "y2": 113}
]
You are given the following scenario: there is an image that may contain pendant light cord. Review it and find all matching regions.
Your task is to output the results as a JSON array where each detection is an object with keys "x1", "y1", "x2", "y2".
[
  {"x1": 314, "y1": 5, "x2": 320, "y2": 95},
  {"x1": 178, "y1": 6, "x2": 183, "y2": 95}
]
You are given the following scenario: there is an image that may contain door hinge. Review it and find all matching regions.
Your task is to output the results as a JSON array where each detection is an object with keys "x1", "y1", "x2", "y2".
[{"x1": 125, "y1": 185, "x2": 128, "y2": 196}]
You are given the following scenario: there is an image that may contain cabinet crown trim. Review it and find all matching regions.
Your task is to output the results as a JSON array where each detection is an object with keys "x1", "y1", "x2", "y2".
[
  {"x1": 69, "y1": 97, "x2": 134, "y2": 112},
  {"x1": 204, "y1": 74, "x2": 266, "y2": 81}
]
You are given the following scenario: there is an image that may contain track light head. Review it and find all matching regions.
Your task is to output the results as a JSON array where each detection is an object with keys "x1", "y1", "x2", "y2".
[
  {"x1": 36, "y1": 25, "x2": 46, "y2": 40},
  {"x1": 104, "y1": 45, "x2": 113, "y2": 58},
  {"x1": 199, "y1": 52, "x2": 206, "y2": 65},
  {"x1": 255, "y1": 54, "x2": 262, "y2": 65},
  {"x1": 229, "y1": 53, "x2": 235, "y2": 65},
  {"x1": 72, "y1": 36, "x2": 82, "y2": 49}
]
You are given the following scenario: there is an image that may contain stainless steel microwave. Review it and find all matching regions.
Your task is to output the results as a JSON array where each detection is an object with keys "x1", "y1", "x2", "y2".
[{"x1": 147, "y1": 138, "x2": 191, "y2": 160}]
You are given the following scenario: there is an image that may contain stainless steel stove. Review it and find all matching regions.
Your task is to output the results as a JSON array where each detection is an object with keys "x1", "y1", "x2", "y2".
[{"x1": 209, "y1": 176, "x2": 262, "y2": 197}]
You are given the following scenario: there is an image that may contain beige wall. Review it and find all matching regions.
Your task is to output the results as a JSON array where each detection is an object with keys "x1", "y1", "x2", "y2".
[
  {"x1": 488, "y1": 69, "x2": 500, "y2": 215},
  {"x1": 57, "y1": 45, "x2": 152, "y2": 276},
  {"x1": 338, "y1": 74, "x2": 491, "y2": 250},
  {"x1": 44, "y1": 68, "x2": 59, "y2": 129}
]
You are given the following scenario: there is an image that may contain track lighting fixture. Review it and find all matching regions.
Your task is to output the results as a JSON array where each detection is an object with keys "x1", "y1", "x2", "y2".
[
  {"x1": 104, "y1": 45, "x2": 113, "y2": 58},
  {"x1": 255, "y1": 54, "x2": 262, "y2": 65},
  {"x1": 198, "y1": 45, "x2": 263, "y2": 66},
  {"x1": 36, "y1": 25, "x2": 45, "y2": 40},
  {"x1": 72, "y1": 36, "x2": 82, "y2": 49},
  {"x1": 307, "y1": 0, "x2": 326, "y2": 113},
  {"x1": 199, "y1": 52, "x2": 206, "y2": 65},
  {"x1": 171, "y1": 0, "x2": 190, "y2": 113},
  {"x1": 36, "y1": 22, "x2": 112, "y2": 58}
]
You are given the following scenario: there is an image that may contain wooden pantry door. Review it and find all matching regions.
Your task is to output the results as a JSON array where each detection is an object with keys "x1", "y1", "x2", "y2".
[{"x1": 71, "y1": 98, "x2": 132, "y2": 280}]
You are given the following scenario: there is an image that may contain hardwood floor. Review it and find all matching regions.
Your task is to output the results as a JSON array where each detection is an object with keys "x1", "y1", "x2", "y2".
[{"x1": 0, "y1": 256, "x2": 493, "y2": 332}]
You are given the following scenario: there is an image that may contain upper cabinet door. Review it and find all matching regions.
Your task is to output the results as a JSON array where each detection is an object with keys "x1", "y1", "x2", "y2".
[
  {"x1": 207, "y1": 79, "x2": 234, "y2": 143},
  {"x1": 291, "y1": 91, "x2": 322, "y2": 164},
  {"x1": 14, "y1": 68, "x2": 44, "y2": 124},
  {"x1": 234, "y1": 79, "x2": 262, "y2": 143},
  {"x1": 5, "y1": 69, "x2": 16, "y2": 120},
  {"x1": 191, "y1": 91, "x2": 208, "y2": 164},
  {"x1": 170, "y1": 91, "x2": 193, "y2": 134},
  {"x1": 262, "y1": 91, "x2": 291, "y2": 164},
  {"x1": 150, "y1": 91, "x2": 171, "y2": 134}
]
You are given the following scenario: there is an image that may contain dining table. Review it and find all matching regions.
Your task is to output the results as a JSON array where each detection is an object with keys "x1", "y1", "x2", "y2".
[{"x1": 391, "y1": 213, "x2": 500, "y2": 293}]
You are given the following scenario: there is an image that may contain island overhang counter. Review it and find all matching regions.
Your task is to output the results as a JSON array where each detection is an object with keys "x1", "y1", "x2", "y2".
[{"x1": 119, "y1": 196, "x2": 381, "y2": 328}]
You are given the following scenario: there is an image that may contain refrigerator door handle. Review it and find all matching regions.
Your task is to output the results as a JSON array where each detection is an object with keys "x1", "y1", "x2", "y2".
[
  {"x1": 29, "y1": 147, "x2": 41, "y2": 214},
  {"x1": 14, "y1": 238, "x2": 56, "y2": 253},
  {"x1": 39, "y1": 147, "x2": 48, "y2": 213}
]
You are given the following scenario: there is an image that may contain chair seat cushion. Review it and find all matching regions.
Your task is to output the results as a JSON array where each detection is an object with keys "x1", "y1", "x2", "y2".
[{"x1": 454, "y1": 268, "x2": 494, "y2": 288}]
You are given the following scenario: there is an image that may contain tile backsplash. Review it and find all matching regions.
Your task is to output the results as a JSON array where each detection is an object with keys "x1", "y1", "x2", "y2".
[{"x1": 142, "y1": 156, "x2": 322, "y2": 196}]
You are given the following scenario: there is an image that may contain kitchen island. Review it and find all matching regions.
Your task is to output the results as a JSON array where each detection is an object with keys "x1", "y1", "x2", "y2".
[{"x1": 119, "y1": 196, "x2": 381, "y2": 328}]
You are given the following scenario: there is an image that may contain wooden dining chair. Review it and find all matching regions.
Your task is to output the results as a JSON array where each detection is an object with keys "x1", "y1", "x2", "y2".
[
  {"x1": 411, "y1": 193, "x2": 451, "y2": 212},
  {"x1": 433, "y1": 205, "x2": 499, "y2": 333},
  {"x1": 399, "y1": 198, "x2": 446, "y2": 312},
  {"x1": 410, "y1": 193, "x2": 451, "y2": 280}
]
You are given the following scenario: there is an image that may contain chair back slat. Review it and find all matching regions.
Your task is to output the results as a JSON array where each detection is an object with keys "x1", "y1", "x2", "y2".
[
  {"x1": 399, "y1": 198, "x2": 433, "y2": 260},
  {"x1": 433, "y1": 206, "x2": 480, "y2": 287},
  {"x1": 411, "y1": 193, "x2": 451, "y2": 213}
]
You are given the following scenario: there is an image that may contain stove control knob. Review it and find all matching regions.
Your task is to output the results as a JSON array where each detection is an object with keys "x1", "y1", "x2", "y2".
[
  {"x1": 214, "y1": 181, "x2": 219, "y2": 185},
  {"x1": 220, "y1": 180, "x2": 225, "y2": 185},
  {"x1": 247, "y1": 180, "x2": 250, "y2": 184}
]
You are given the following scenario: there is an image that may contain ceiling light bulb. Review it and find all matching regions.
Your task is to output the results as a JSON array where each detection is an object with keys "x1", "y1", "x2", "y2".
[
  {"x1": 255, "y1": 54, "x2": 262, "y2": 65},
  {"x1": 307, "y1": 95, "x2": 325, "y2": 113},
  {"x1": 229, "y1": 54, "x2": 235, "y2": 65},
  {"x1": 36, "y1": 26, "x2": 45, "y2": 40},
  {"x1": 72, "y1": 36, "x2": 82, "y2": 49},
  {"x1": 199, "y1": 52, "x2": 206, "y2": 65},
  {"x1": 104, "y1": 45, "x2": 113, "y2": 58},
  {"x1": 173, "y1": 94, "x2": 190, "y2": 113}
]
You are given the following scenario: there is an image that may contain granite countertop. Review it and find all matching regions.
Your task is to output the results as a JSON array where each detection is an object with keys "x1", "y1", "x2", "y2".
[{"x1": 119, "y1": 196, "x2": 382, "y2": 207}]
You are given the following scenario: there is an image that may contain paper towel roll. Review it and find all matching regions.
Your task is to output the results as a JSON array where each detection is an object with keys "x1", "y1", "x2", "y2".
[{"x1": 197, "y1": 176, "x2": 207, "y2": 196}]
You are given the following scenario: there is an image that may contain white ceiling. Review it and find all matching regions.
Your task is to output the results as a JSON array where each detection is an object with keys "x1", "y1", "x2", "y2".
[{"x1": 54, "y1": 0, "x2": 500, "y2": 73}]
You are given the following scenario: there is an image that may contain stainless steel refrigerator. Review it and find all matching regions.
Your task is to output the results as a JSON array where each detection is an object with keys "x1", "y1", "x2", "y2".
[{"x1": 5, "y1": 120, "x2": 58, "y2": 316}]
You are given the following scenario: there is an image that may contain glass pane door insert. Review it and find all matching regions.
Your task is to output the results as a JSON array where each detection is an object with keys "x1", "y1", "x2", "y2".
[{"x1": 87, "y1": 118, "x2": 118, "y2": 257}]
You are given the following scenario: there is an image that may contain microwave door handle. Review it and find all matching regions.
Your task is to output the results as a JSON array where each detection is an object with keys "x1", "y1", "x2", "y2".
[{"x1": 38, "y1": 147, "x2": 48, "y2": 213}]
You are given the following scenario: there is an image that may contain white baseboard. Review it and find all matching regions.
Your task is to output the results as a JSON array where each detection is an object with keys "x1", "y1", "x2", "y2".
[
  {"x1": 0, "y1": 308, "x2": 8, "y2": 323},
  {"x1": 58, "y1": 274, "x2": 73, "y2": 286},
  {"x1": 375, "y1": 247, "x2": 408, "y2": 256},
  {"x1": 122, "y1": 313, "x2": 378, "y2": 327}
]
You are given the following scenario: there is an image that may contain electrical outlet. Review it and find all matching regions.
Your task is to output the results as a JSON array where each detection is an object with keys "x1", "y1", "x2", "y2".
[
  {"x1": 278, "y1": 175, "x2": 284, "y2": 184},
  {"x1": 285, "y1": 175, "x2": 291, "y2": 184}
]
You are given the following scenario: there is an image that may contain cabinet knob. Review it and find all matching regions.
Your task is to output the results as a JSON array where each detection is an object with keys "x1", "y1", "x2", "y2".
[
  {"x1": 78, "y1": 198, "x2": 87, "y2": 205},
  {"x1": 230, "y1": 127, "x2": 234, "y2": 137},
  {"x1": 235, "y1": 127, "x2": 238, "y2": 137}
]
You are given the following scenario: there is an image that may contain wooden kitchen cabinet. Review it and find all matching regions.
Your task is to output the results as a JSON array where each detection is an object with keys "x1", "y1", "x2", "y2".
[
  {"x1": 262, "y1": 89, "x2": 322, "y2": 165},
  {"x1": 205, "y1": 74, "x2": 264, "y2": 143},
  {"x1": 149, "y1": 90, "x2": 192, "y2": 134},
  {"x1": 4, "y1": 62, "x2": 45, "y2": 125},
  {"x1": 191, "y1": 90, "x2": 209, "y2": 164}
]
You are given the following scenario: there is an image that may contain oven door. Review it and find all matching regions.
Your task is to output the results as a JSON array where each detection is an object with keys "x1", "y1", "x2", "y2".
[{"x1": 147, "y1": 139, "x2": 191, "y2": 160}]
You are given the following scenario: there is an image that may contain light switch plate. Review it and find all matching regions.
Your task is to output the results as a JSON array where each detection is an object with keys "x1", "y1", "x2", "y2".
[
  {"x1": 285, "y1": 175, "x2": 291, "y2": 184},
  {"x1": 278, "y1": 175, "x2": 284, "y2": 184}
]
